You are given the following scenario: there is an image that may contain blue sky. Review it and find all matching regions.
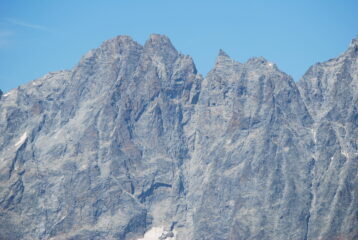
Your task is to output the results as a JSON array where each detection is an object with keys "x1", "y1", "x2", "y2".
[{"x1": 0, "y1": 0, "x2": 357, "y2": 92}]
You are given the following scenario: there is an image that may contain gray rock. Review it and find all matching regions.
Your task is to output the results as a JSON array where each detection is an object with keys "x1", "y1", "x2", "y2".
[
  {"x1": 297, "y1": 36, "x2": 358, "y2": 240},
  {"x1": 0, "y1": 34, "x2": 357, "y2": 239}
]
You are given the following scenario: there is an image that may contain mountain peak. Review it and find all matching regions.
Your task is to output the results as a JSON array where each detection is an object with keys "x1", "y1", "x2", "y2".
[
  {"x1": 350, "y1": 35, "x2": 358, "y2": 47},
  {"x1": 347, "y1": 35, "x2": 358, "y2": 56},
  {"x1": 218, "y1": 49, "x2": 230, "y2": 58},
  {"x1": 144, "y1": 34, "x2": 176, "y2": 51},
  {"x1": 148, "y1": 33, "x2": 170, "y2": 42},
  {"x1": 114, "y1": 35, "x2": 134, "y2": 42},
  {"x1": 77, "y1": 35, "x2": 142, "y2": 67},
  {"x1": 215, "y1": 49, "x2": 238, "y2": 67},
  {"x1": 100, "y1": 35, "x2": 138, "y2": 48},
  {"x1": 143, "y1": 34, "x2": 178, "y2": 63}
]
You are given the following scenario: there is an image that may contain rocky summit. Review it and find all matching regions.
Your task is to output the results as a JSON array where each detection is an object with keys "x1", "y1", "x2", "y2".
[{"x1": 0, "y1": 34, "x2": 357, "y2": 240}]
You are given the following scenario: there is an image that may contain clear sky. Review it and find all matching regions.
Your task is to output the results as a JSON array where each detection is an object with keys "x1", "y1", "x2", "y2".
[{"x1": 0, "y1": 0, "x2": 357, "y2": 92}]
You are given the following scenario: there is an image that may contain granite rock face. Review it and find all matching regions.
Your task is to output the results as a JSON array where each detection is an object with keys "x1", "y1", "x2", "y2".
[
  {"x1": 0, "y1": 34, "x2": 357, "y2": 240},
  {"x1": 297, "y1": 38, "x2": 358, "y2": 240}
]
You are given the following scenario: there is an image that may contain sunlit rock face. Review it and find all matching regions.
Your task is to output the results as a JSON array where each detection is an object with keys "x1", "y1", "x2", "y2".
[
  {"x1": 297, "y1": 38, "x2": 358, "y2": 240},
  {"x1": 0, "y1": 34, "x2": 357, "y2": 240}
]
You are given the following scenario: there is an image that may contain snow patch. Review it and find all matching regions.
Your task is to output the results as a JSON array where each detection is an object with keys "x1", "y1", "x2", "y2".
[
  {"x1": 3, "y1": 91, "x2": 13, "y2": 97},
  {"x1": 311, "y1": 129, "x2": 317, "y2": 144},
  {"x1": 79, "y1": 163, "x2": 88, "y2": 171},
  {"x1": 137, "y1": 227, "x2": 176, "y2": 240},
  {"x1": 341, "y1": 151, "x2": 349, "y2": 159},
  {"x1": 15, "y1": 132, "x2": 27, "y2": 147},
  {"x1": 137, "y1": 227, "x2": 163, "y2": 240}
]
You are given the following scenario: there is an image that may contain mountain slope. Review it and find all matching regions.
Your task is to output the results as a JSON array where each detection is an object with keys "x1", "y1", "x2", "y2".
[
  {"x1": 0, "y1": 34, "x2": 357, "y2": 240},
  {"x1": 297, "y1": 38, "x2": 358, "y2": 240}
]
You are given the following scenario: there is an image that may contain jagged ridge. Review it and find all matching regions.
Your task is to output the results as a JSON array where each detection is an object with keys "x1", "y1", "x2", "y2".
[{"x1": 0, "y1": 34, "x2": 357, "y2": 240}]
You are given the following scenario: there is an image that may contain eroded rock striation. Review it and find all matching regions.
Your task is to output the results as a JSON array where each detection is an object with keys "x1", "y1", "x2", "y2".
[{"x1": 0, "y1": 34, "x2": 357, "y2": 240}]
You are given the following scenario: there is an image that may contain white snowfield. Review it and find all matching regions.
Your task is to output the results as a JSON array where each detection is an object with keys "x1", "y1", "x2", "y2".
[
  {"x1": 15, "y1": 132, "x2": 27, "y2": 147},
  {"x1": 3, "y1": 92, "x2": 12, "y2": 97},
  {"x1": 137, "y1": 227, "x2": 176, "y2": 240}
]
